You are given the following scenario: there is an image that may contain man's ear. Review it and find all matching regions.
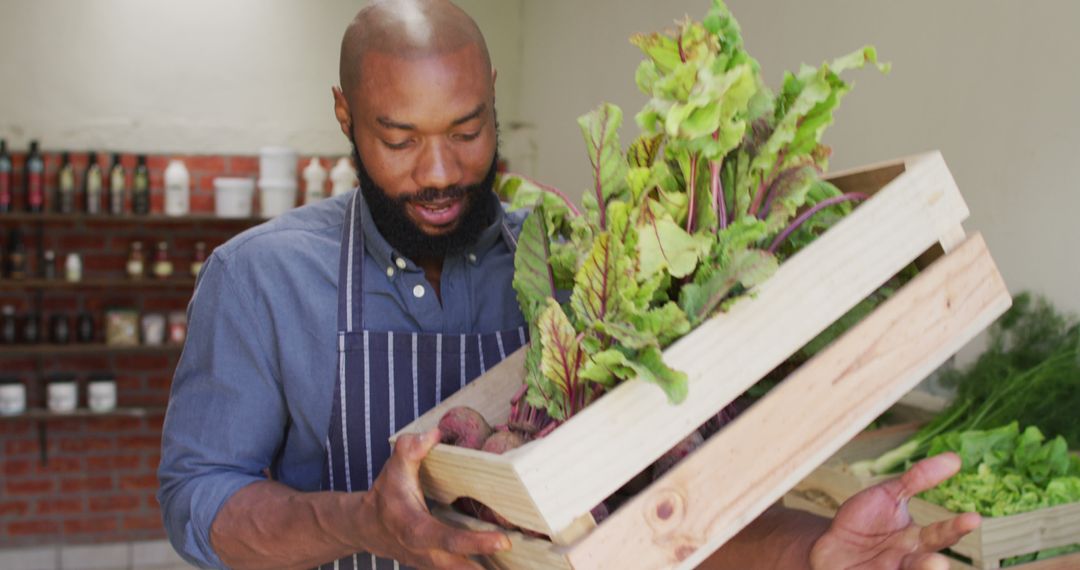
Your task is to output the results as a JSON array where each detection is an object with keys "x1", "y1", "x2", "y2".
[{"x1": 332, "y1": 86, "x2": 353, "y2": 139}]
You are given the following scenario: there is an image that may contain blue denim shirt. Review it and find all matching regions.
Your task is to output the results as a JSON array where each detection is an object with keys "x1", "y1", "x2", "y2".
[{"x1": 157, "y1": 190, "x2": 527, "y2": 569}]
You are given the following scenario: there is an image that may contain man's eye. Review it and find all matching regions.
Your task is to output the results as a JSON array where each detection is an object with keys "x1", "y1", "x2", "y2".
[
  {"x1": 383, "y1": 140, "x2": 412, "y2": 150},
  {"x1": 455, "y1": 132, "x2": 481, "y2": 142}
]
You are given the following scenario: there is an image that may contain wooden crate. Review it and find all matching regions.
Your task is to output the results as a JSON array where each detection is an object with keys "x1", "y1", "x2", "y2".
[
  {"x1": 394, "y1": 151, "x2": 1013, "y2": 569},
  {"x1": 787, "y1": 424, "x2": 1080, "y2": 569}
]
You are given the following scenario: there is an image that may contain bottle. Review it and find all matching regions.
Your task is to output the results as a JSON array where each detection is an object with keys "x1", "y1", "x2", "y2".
[
  {"x1": 108, "y1": 153, "x2": 126, "y2": 215},
  {"x1": 191, "y1": 241, "x2": 206, "y2": 278},
  {"x1": 49, "y1": 314, "x2": 71, "y2": 344},
  {"x1": 21, "y1": 312, "x2": 40, "y2": 344},
  {"x1": 330, "y1": 157, "x2": 357, "y2": 197},
  {"x1": 0, "y1": 139, "x2": 12, "y2": 213},
  {"x1": 0, "y1": 306, "x2": 16, "y2": 344},
  {"x1": 83, "y1": 152, "x2": 103, "y2": 214},
  {"x1": 24, "y1": 140, "x2": 45, "y2": 213},
  {"x1": 303, "y1": 157, "x2": 328, "y2": 204},
  {"x1": 126, "y1": 241, "x2": 145, "y2": 279},
  {"x1": 164, "y1": 159, "x2": 190, "y2": 216},
  {"x1": 57, "y1": 152, "x2": 76, "y2": 214},
  {"x1": 41, "y1": 249, "x2": 56, "y2": 279},
  {"x1": 6, "y1": 229, "x2": 26, "y2": 280},
  {"x1": 152, "y1": 241, "x2": 173, "y2": 279},
  {"x1": 132, "y1": 155, "x2": 150, "y2": 215},
  {"x1": 75, "y1": 312, "x2": 95, "y2": 343},
  {"x1": 64, "y1": 252, "x2": 82, "y2": 283}
]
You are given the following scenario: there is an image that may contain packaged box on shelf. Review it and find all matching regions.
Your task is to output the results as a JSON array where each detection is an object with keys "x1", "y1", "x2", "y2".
[
  {"x1": 393, "y1": 152, "x2": 1013, "y2": 569},
  {"x1": 786, "y1": 423, "x2": 1080, "y2": 570}
]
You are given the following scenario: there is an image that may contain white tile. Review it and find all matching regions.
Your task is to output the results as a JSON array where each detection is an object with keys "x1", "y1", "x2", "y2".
[
  {"x1": 59, "y1": 543, "x2": 129, "y2": 570},
  {"x1": 0, "y1": 545, "x2": 59, "y2": 570},
  {"x1": 130, "y1": 540, "x2": 190, "y2": 568}
]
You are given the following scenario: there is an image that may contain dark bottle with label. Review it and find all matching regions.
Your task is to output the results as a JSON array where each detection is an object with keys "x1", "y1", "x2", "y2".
[
  {"x1": 21, "y1": 312, "x2": 40, "y2": 344},
  {"x1": 24, "y1": 140, "x2": 45, "y2": 213},
  {"x1": 132, "y1": 155, "x2": 150, "y2": 215},
  {"x1": 57, "y1": 152, "x2": 76, "y2": 214},
  {"x1": 41, "y1": 249, "x2": 57, "y2": 279},
  {"x1": 6, "y1": 229, "x2": 26, "y2": 280},
  {"x1": 0, "y1": 306, "x2": 16, "y2": 344},
  {"x1": 76, "y1": 312, "x2": 95, "y2": 343},
  {"x1": 108, "y1": 153, "x2": 126, "y2": 215},
  {"x1": 49, "y1": 314, "x2": 71, "y2": 344},
  {"x1": 0, "y1": 139, "x2": 12, "y2": 213},
  {"x1": 84, "y1": 152, "x2": 103, "y2": 214}
]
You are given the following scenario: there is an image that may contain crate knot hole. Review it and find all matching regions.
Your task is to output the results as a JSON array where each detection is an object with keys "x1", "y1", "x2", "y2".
[{"x1": 645, "y1": 488, "x2": 687, "y2": 534}]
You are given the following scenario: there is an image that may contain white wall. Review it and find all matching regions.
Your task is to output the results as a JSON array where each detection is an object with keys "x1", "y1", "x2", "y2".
[
  {"x1": 517, "y1": 0, "x2": 1080, "y2": 318},
  {"x1": 0, "y1": 0, "x2": 524, "y2": 157}
]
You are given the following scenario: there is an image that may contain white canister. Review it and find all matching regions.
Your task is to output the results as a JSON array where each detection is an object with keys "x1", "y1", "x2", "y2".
[
  {"x1": 141, "y1": 313, "x2": 166, "y2": 346},
  {"x1": 0, "y1": 382, "x2": 26, "y2": 416},
  {"x1": 214, "y1": 177, "x2": 255, "y2": 218},
  {"x1": 302, "y1": 158, "x2": 328, "y2": 205},
  {"x1": 259, "y1": 179, "x2": 298, "y2": 218},
  {"x1": 259, "y1": 146, "x2": 298, "y2": 182},
  {"x1": 88, "y1": 379, "x2": 117, "y2": 413},
  {"x1": 330, "y1": 157, "x2": 358, "y2": 197},
  {"x1": 47, "y1": 380, "x2": 78, "y2": 413},
  {"x1": 164, "y1": 159, "x2": 191, "y2": 217}
]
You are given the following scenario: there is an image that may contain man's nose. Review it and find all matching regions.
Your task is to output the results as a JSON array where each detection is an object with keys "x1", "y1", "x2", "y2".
[{"x1": 413, "y1": 139, "x2": 462, "y2": 191}]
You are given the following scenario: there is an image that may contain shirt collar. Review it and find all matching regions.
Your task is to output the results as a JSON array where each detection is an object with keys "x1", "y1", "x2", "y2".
[{"x1": 357, "y1": 190, "x2": 506, "y2": 275}]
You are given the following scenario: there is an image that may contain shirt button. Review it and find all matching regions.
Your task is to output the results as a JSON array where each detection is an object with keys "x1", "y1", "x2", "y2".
[
  {"x1": 467, "y1": 253, "x2": 477, "y2": 263},
  {"x1": 412, "y1": 284, "x2": 425, "y2": 298},
  {"x1": 386, "y1": 266, "x2": 395, "y2": 278},
  {"x1": 395, "y1": 258, "x2": 408, "y2": 270}
]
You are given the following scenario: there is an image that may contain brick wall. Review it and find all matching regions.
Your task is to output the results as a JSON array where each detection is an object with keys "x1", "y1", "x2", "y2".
[{"x1": 0, "y1": 150, "x2": 338, "y2": 548}]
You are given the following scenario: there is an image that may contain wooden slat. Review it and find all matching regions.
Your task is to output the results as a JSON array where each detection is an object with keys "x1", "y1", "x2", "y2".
[
  {"x1": 511, "y1": 151, "x2": 971, "y2": 534},
  {"x1": 433, "y1": 507, "x2": 572, "y2": 570},
  {"x1": 977, "y1": 503, "x2": 1080, "y2": 564},
  {"x1": 566, "y1": 233, "x2": 1010, "y2": 570}
]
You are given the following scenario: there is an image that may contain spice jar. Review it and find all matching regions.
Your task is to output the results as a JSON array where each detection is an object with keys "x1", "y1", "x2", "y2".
[
  {"x1": 87, "y1": 375, "x2": 117, "y2": 413},
  {"x1": 76, "y1": 312, "x2": 96, "y2": 343},
  {"x1": 49, "y1": 314, "x2": 71, "y2": 344},
  {"x1": 168, "y1": 311, "x2": 187, "y2": 344},
  {"x1": 47, "y1": 376, "x2": 78, "y2": 414},
  {"x1": 191, "y1": 241, "x2": 207, "y2": 278},
  {"x1": 126, "y1": 241, "x2": 145, "y2": 280},
  {"x1": 152, "y1": 241, "x2": 173, "y2": 280},
  {"x1": 64, "y1": 252, "x2": 82, "y2": 283},
  {"x1": 0, "y1": 380, "x2": 26, "y2": 416}
]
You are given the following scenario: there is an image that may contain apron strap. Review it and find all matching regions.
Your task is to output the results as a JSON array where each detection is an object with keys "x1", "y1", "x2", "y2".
[{"x1": 338, "y1": 191, "x2": 364, "y2": 333}]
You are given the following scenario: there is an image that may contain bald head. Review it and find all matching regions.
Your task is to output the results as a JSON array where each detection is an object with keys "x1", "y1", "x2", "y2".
[{"x1": 339, "y1": 0, "x2": 492, "y2": 100}]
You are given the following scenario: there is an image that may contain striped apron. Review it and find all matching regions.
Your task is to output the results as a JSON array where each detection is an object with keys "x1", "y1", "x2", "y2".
[{"x1": 320, "y1": 192, "x2": 527, "y2": 570}]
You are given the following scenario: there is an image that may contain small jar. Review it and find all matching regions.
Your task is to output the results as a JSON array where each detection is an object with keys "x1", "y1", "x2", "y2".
[
  {"x1": 141, "y1": 313, "x2": 166, "y2": 346},
  {"x1": 87, "y1": 376, "x2": 117, "y2": 413},
  {"x1": 152, "y1": 241, "x2": 173, "y2": 280},
  {"x1": 168, "y1": 311, "x2": 187, "y2": 344},
  {"x1": 47, "y1": 378, "x2": 78, "y2": 414},
  {"x1": 0, "y1": 380, "x2": 26, "y2": 416},
  {"x1": 64, "y1": 252, "x2": 82, "y2": 283},
  {"x1": 126, "y1": 241, "x2": 145, "y2": 280}
]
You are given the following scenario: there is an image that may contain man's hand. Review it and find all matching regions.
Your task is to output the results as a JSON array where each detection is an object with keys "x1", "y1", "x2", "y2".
[
  {"x1": 358, "y1": 428, "x2": 511, "y2": 569},
  {"x1": 809, "y1": 452, "x2": 982, "y2": 570}
]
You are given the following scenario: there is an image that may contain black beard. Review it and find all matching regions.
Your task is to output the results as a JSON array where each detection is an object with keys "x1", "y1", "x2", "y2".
[{"x1": 352, "y1": 144, "x2": 499, "y2": 261}]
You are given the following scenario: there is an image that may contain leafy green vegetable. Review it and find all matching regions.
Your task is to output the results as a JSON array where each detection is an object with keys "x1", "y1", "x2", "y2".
[
  {"x1": 503, "y1": 0, "x2": 886, "y2": 431},
  {"x1": 853, "y1": 293, "x2": 1080, "y2": 477}
]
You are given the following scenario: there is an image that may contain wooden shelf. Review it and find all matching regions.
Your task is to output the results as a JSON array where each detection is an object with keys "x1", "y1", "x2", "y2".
[
  {"x1": 0, "y1": 343, "x2": 183, "y2": 357},
  {"x1": 0, "y1": 407, "x2": 167, "y2": 421},
  {"x1": 0, "y1": 212, "x2": 265, "y2": 225},
  {"x1": 0, "y1": 278, "x2": 196, "y2": 290}
]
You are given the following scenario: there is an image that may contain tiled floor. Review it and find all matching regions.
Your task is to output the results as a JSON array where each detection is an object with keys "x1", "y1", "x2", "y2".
[{"x1": 0, "y1": 539, "x2": 195, "y2": 570}]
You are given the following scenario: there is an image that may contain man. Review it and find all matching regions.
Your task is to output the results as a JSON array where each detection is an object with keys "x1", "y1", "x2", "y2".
[{"x1": 158, "y1": 1, "x2": 980, "y2": 569}]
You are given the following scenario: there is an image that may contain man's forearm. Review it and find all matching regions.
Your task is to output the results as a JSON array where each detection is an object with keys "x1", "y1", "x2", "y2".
[
  {"x1": 699, "y1": 504, "x2": 831, "y2": 570},
  {"x1": 210, "y1": 480, "x2": 371, "y2": 570}
]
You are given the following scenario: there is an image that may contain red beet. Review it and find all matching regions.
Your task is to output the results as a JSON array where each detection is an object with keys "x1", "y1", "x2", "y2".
[
  {"x1": 480, "y1": 430, "x2": 526, "y2": 454},
  {"x1": 652, "y1": 432, "x2": 705, "y2": 480},
  {"x1": 438, "y1": 406, "x2": 493, "y2": 450}
]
